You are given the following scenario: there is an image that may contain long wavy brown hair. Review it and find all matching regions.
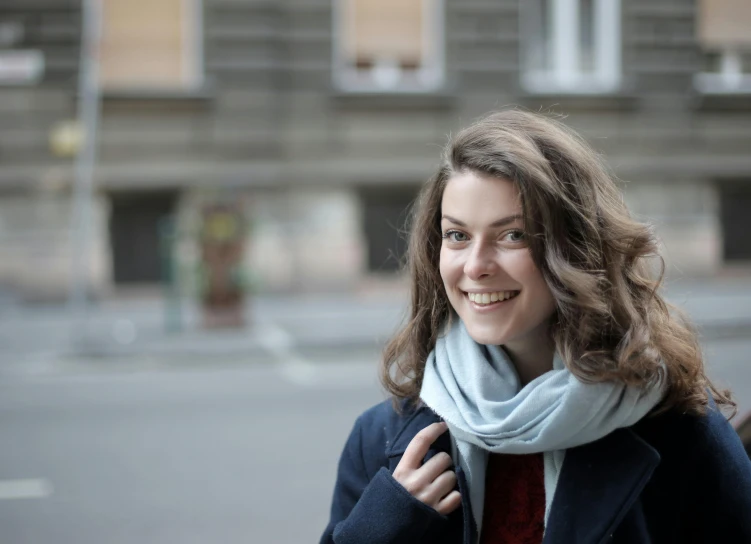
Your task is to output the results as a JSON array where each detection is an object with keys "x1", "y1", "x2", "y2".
[{"x1": 382, "y1": 109, "x2": 734, "y2": 417}]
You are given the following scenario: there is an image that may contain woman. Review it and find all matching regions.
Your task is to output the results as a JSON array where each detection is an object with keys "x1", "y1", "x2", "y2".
[{"x1": 319, "y1": 110, "x2": 751, "y2": 543}]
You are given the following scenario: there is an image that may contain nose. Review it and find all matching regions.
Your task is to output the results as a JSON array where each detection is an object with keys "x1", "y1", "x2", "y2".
[{"x1": 464, "y1": 240, "x2": 498, "y2": 280}]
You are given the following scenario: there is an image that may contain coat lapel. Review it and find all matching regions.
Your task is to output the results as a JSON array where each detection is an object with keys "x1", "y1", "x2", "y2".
[
  {"x1": 384, "y1": 404, "x2": 445, "y2": 465},
  {"x1": 543, "y1": 427, "x2": 661, "y2": 544},
  {"x1": 384, "y1": 405, "x2": 477, "y2": 544}
]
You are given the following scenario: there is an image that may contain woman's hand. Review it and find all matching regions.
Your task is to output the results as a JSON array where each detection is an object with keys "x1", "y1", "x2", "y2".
[{"x1": 392, "y1": 422, "x2": 462, "y2": 515}]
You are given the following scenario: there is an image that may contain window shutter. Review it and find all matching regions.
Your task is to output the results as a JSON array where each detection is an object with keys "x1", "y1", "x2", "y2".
[
  {"x1": 344, "y1": 0, "x2": 424, "y2": 69},
  {"x1": 100, "y1": 0, "x2": 195, "y2": 89},
  {"x1": 698, "y1": 0, "x2": 751, "y2": 49}
]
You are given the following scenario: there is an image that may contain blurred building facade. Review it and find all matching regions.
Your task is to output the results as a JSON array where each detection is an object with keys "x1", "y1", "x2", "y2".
[{"x1": 0, "y1": 0, "x2": 750, "y2": 300}]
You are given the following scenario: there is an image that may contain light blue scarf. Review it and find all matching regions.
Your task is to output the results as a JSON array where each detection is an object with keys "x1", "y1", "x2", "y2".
[{"x1": 419, "y1": 318, "x2": 664, "y2": 535}]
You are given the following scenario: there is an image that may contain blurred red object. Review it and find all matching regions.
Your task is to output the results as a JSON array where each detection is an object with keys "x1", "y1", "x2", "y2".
[{"x1": 199, "y1": 203, "x2": 247, "y2": 329}]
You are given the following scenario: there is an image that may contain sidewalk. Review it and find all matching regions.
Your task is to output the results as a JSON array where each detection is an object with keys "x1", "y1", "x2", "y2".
[
  {"x1": 0, "y1": 291, "x2": 409, "y2": 365},
  {"x1": 1, "y1": 278, "x2": 751, "y2": 366}
]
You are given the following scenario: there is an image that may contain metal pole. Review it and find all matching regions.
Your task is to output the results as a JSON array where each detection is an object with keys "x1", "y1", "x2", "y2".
[{"x1": 68, "y1": 0, "x2": 102, "y2": 344}]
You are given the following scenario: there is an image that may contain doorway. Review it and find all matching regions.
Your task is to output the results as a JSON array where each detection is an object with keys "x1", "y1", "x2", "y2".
[
  {"x1": 360, "y1": 186, "x2": 419, "y2": 273},
  {"x1": 109, "y1": 191, "x2": 178, "y2": 284},
  {"x1": 719, "y1": 182, "x2": 751, "y2": 262}
]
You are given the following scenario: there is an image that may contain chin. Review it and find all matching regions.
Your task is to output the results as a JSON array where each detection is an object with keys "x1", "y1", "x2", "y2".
[{"x1": 462, "y1": 321, "x2": 511, "y2": 346}]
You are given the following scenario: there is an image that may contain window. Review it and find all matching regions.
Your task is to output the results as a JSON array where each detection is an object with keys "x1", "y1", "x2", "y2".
[
  {"x1": 695, "y1": 0, "x2": 751, "y2": 94},
  {"x1": 521, "y1": 0, "x2": 621, "y2": 93},
  {"x1": 333, "y1": 0, "x2": 444, "y2": 93},
  {"x1": 100, "y1": 0, "x2": 203, "y2": 91}
]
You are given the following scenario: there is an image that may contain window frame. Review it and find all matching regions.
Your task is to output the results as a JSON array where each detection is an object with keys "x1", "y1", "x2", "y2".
[
  {"x1": 695, "y1": 0, "x2": 751, "y2": 94},
  {"x1": 332, "y1": 0, "x2": 446, "y2": 94},
  {"x1": 520, "y1": 0, "x2": 622, "y2": 94},
  {"x1": 695, "y1": 49, "x2": 751, "y2": 94}
]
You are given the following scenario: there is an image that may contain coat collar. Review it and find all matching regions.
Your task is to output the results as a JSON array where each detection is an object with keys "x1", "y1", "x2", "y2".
[{"x1": 385, "y1": 404, "x2": 661, "y2": 544}]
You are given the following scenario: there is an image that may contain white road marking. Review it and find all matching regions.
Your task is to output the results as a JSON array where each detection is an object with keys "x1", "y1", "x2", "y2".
[
  {"x1": 256, "y1": 323, "x2": 320, "y2": 386},
  {"x1": 278, "y1": 357, "x2": 320, "y2": 386},
  {"x1": 0, "y1": 479, "x2": 53, "y2": 500}
]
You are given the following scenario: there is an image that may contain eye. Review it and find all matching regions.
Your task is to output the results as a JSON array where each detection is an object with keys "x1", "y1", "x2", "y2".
[
  {"x1": 442, "y1": 230, "x2": 469, "y2": 243},
  {"x1": 503, "y1": 230, "x2": 526, "y2": 243}
]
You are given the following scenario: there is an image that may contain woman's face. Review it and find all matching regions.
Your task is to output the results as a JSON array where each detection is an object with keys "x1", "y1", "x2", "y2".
[{"x1": 439, "y1": 170, "x2": 556, "y2": 348}]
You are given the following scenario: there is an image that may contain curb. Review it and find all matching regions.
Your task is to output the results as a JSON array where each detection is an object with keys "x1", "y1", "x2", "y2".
[{"x1": 63, "y1": 331, "x2": 388, "y2": 361}]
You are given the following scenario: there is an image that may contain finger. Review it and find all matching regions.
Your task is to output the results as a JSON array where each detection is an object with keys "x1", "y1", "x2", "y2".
[
  {"x1": 418, "y1": 469, "x2": 457, "y2": 506},
  {"x1": 414, "y1": 451, "x2": 453, "y2": 485},
  {"x1": 400, "y1": 422, "x2": 448, "y2": 469},
  {"x1": 435, "y1": 490, "x2": 462, "y2": 516},
  {"x1": 430, "y1": 469, "x2": 458, "y2": 499}
]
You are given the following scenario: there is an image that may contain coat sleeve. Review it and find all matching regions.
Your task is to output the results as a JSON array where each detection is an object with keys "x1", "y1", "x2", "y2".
[
  {"x1": 319, "y1": 415, "x2": 452, "y2": 544},
  {"x1": 688, "y1": 407, "x2": 751, "y2": 541}
]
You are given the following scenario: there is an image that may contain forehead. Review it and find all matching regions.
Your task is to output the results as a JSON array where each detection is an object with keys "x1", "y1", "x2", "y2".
[{"x1": 441, "y1": 171, "x2": 522, "y2": 218}]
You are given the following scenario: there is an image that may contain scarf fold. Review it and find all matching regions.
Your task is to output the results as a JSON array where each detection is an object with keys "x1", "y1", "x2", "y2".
[{"x1": 419, "y1": 319, "x2": 664, "y2": 535}]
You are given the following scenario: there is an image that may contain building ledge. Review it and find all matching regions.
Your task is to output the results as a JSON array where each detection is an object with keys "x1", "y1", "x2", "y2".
[
  {"x1": 517, "y1": 91, "x2": 639, "y2": 111},
  {"x1": 329, "y1": 90, "x2": 457, "y2": 111},
  {"x1": 691, "y1": 92, "x2": 751, "y2": 111},
  {"x1": 98, "y1": 79, "x2": 216, "y2": 108}
]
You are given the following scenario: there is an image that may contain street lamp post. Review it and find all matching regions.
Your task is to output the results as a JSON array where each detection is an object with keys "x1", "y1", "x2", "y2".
[{"x1": 68, "y1": 0, "x2": 103, "y2": 346}]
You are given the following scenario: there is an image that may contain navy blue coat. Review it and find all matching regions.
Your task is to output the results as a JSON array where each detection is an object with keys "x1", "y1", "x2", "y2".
[{"x1": 320, "y1": 398, "x2": 751, "y2": 544}]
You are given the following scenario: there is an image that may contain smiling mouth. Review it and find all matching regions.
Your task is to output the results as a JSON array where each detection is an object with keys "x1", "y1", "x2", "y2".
[{"x1": 465, "y1": 290, "x2": 520, "y2": 307}]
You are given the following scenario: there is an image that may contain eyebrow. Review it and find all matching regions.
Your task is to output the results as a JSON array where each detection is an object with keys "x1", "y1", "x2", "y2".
[{"x1": 441, "y1": 214, "x2": 523, "y2": 228}]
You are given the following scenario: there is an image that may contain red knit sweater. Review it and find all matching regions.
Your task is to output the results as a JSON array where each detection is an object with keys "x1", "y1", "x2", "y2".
[{"x1": 479, "y1": 453, "x2": 545, "y2": 544}]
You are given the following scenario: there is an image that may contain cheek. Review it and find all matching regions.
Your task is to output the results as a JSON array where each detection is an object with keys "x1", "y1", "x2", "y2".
[
  {"x1": 507, "y1": 252, "x2": 554, "y2": 304},
  {"x1": 522, "y1": 263, "x2": 556, "y2": 317},
  {"x1": 439, "y1": 248, "x2": 460, "y2": 284},
  {"x1": 503, "y1": 250, "x2": 538, "y2": 280}
]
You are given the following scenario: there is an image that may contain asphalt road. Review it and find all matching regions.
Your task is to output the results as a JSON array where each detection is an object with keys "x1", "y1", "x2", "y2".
[
  {"x1": 0, "y1": 338, "x2": 749, "y2": 544},
  {"x1": 0, "y1": 350, "x2": 386, "y2": 544}
]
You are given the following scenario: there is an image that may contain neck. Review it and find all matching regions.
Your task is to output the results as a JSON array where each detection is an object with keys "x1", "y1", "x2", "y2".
[{"x1": 503, "y1": 328, "x2": 555, "y2": 387}]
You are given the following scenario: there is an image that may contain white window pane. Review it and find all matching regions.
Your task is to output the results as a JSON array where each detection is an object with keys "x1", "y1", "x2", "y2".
[
  {"x1": 552, "y1": 0, "x2": 579, "y2": 85},
  {"x1": 593, "y1": 0, "x2": 620, "y2": 88}
]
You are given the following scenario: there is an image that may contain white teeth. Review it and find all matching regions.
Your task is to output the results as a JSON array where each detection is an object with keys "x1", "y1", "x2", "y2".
[{"x1": 467, "y1": 291, "x2": 519, "y2": 305}]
